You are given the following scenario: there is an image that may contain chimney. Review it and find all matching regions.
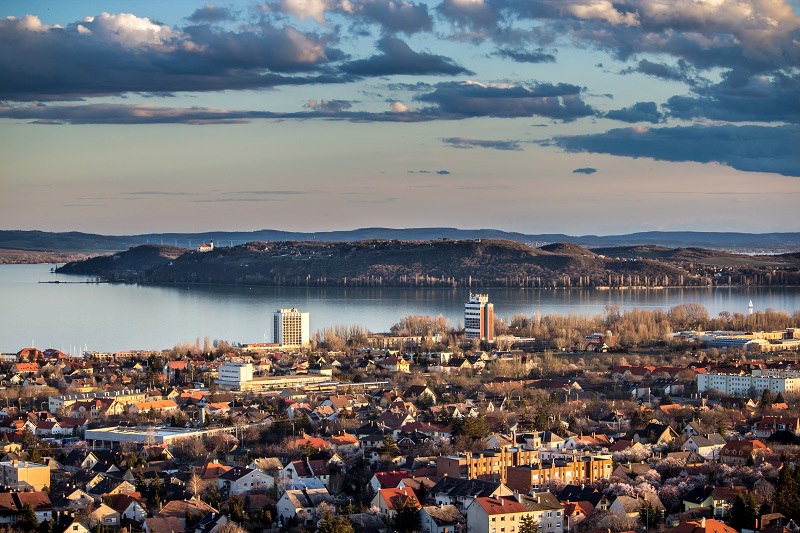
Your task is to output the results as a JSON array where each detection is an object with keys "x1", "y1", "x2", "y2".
[{"x1": 700, "y1": 517, "x2": 706, "y2": 528}]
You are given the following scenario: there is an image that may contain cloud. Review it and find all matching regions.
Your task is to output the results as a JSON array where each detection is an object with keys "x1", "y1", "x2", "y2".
[
  {"x1": 572, "y1": 167, "x2": 597, "y2": 174},
  {"x1": 621, "y1": 59, "x2": 696, "y2": 84},
  {"x1": 304, "y1": 99, "x2": 353, "y2": 112},
  {"x1": 0, "y1": 77, "x2": 598, "y2": 124},
  {"x1": 464, "y1": 1, "x2": 800, "y2": 74},
  {"x1": 666, "y1": 70, "x2": 800, "y2": 124},
  {"x1": 353, "y1": 0, "x2": 433, "y2": 34},
  {"x1": 187, "y1": 4, "x2": 235, "y2": 23},
  {"x1": 278, "y1": 0, "x2": 330, "y2": 23},
  {"x1": 408, "y1": 169, "x2": 452, "y2": 174},
  {"x1": 605, "y1": 101, "x2": 663, "y2": 123},
  {"x1": 553, "y1": 124, "x2": 800, "y2": 177},
  {"x1": 0, "y1": 14, "x2": 344, "y2": 101},
  {"x1": 494, "y1": 47, "x2": 556, "y2": 63},
  {"x1": 438, "y1": 0, "x2": 498, "y2": 30},
  {"x1": 418, "y1": 80, "x2": 595, "y2": 120},
  {"x1": 341, "y1": 36, "x2": 471, "y2": 76},
  {"x1": 442, "y1": 136, "x2": 524, "y2": 150}
]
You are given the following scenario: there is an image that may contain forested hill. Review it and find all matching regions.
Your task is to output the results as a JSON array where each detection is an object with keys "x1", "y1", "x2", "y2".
[
  {"x1": 56, "y1": 239, "x2": 800, "y2": 288},
  {"x1": 3, "y1": 228, "x2": 800, "y2": 253}
]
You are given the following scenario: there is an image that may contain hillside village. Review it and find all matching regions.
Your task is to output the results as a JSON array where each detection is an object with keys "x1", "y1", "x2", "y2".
[{"x1": 1, "y1": 306, "x2": 800, "y2": 533}]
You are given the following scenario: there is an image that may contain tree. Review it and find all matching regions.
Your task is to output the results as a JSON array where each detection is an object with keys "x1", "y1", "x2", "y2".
[
  {"x1": 393, "y1": 499, "x2": 420, "y2": 533},
  {"x1": 383, "y1": 434, "x2": 399, "y2": 456},
  {"x1": 761, "y1": 388, "x2": 774, "y2": 406},
  {"x1": 775, "y1": 392, "x2": 786, "y2": 404},
  {"x1": 19, "y1": 503, "x2": 39, "y2": 530},
  {"x1": 730, "y1": 493, "x2": 757, "y2": 530},
  {"x1": 519, "y1": 514, "x2": 537, "y2": 533},
  {"x1": 774, "y1": 464, "x2": 800, "y2": 520},
  {"x1": 639, "y1": 502, "x2": 663, "y2": 529},
  {"x1": 659, "y1": 394, "x2": 673, "y2": 406},
  {"x1": 318, "y1": 511, "x2": 355, "y2": 533}
]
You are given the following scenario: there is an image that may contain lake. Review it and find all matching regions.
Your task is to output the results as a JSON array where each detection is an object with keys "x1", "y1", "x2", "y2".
[{"x1": 3, "y1": 263, "x2": 800, "y2": 353}]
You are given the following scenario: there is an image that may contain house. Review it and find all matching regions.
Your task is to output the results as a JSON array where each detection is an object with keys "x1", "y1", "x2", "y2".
[
  {"x1": 88, "y1": 503, "x2": 120, "y2": 529},
  {"x1": 517, "y1": 492, "x2": 565, "y2": 533},
  {"x1": 429, "y1": 477, "x2": 512, "y2": 512},
  {"x1": 672, "y1": 518, "x2": 737, "y2": 533},
  {"x1": 420, "y1": 504, "x2": 463, "y2": 533},
  {"x1": 753, "y1": 416, "x2": 800, "y2": 438},
  {"x1": 608, "y1": 493, "x2": 665, "y2": 518},
  {"x1": 720, "y1": 440, "x2": 768, "y2": 465},
  {"x1": 380, "y1": 356, "x2": 410, "y2": 373},
  {"x1": 562, "y1": 500, "x2": 594, "y2": 531},
  {"x1": 371, "y1": 487, "x2": 421, "y2": 521},
  {"x1": 682, "y1": 486, "x2": 714, "y2": 512},
  {"x1": 711, "y1": 486, "x2": 748, "y2": 519},
  {"x1": 276, "y1": 488, "x2": 333, "y2": 526},
  {"x1": 369, "y1": 471, "x2": 407, "y2": 493},
  {"x1": 194, "y1": 512, "x2": 229, "y2": 533},
  {"x1": 612, "y1": 462, "x2": 653, "y2": 481},
  {"x1": 103, "y1": 492, "x2": 148, "y2": 522},
  {"x1": 632, "y1": 423, "x2": 680, "y2": 445},
  {"x1": 405, "y1": 385, "x2": 437, "y2": 404},
  {"x1": 681, "y1": 434, "x2": 727, "y2": 459},
  {"x1": 144, "y1": 516, "x2": 185, "y2": 533},
  {"x1": 217, "y1": 466, "x2": 273, "y2": 495},
  {"x1": 465, "y1": 496, "x2": 530, "y2": 533}
]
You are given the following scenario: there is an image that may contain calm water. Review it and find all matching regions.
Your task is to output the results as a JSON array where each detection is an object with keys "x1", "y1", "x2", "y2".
[{"x1": 3, "y1": 263, "x2": 800, "y2": 353}]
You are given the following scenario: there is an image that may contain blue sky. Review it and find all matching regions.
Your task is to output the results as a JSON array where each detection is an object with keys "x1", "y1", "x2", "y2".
[{"x1": 1, "y1": 0, "x2": 799, "y2": 235}]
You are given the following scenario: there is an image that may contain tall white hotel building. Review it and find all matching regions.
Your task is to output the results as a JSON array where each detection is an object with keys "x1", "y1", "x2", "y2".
[
  {"x1": 464, "y1": 293, "x2": 495, "y2": 342},
  {"x1": 273, "y1": 307, "x2": 310, "y2": 347}
]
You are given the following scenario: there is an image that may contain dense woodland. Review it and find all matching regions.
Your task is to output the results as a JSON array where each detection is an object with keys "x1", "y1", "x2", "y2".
[{"x1": 57, "y1": 240, "x2": 800, "y2": 288}]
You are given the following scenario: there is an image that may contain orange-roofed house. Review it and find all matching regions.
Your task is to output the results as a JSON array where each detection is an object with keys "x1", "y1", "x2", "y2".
[
  {"x1": 128, "y1": 399, "x2": 178, "y2": 415},
  {"x1": 329, "y1": 432, "x2": 360, "y2": 453},
  {"x1": 720, "y1": 440, "x2": 768, "y2": 465},
  {"x1": 12, "y1": 362, "x2": 40, "y2": 374},
  {"x1": 466, "y1": 496, "x2": 530, "y2": 533},
  {"x1": 672, "y1": 518, "x2": 737, "y2": 533},
  {"x1": 290, "y1": 432, "x2": 330, "y2": 451},
  {"x1": 371, "y1": 487, "x2": 421, "y2": 521}
]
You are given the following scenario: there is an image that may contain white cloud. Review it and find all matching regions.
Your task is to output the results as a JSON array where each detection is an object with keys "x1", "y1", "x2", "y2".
[{"x1": 280, "y1": 0, "x2": 329, "y2": 22}]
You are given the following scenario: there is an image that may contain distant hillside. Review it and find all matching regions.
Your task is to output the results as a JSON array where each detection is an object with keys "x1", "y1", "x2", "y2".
[
  {"x1": 57, "y1": 245, "x2": 186, "y2": 278},
  {"x1": 56, "y1": 239, "x2": 800, "y2": 288},
  {"x1": 4, "y1": 228, "x2": 800, "y2": 256}
]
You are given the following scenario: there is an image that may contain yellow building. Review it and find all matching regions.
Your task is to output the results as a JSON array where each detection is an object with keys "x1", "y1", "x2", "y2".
[{"x1": 0, "y1": 460, "x2": 50, "y2": 491}]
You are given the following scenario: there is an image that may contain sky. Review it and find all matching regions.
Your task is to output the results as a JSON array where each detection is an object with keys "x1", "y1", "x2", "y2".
[{"x1": 1, "y1": 0, "x2": 799, "y2": 235}]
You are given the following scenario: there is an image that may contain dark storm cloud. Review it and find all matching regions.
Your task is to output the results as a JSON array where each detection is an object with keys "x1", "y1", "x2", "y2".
[
  {"x1": 572, "y1": 167, "x2": 597, "y2": 174},
  {"x1": 442, "y1": 137, "x2": 524, "y2": 151},
  {"x1": 605, "y1": 101, "x2": 663, "y2": 123},
  {"x1": 494, "y1": 47, "x2": 556, "y2": 63},
  {"x1": 355, "y1": 0, "x2": 433, "y2": 34},
  {"x1": 553, "y1": 124, "x2": 800, "y2": 177},
  {"x1": 341, "y1": 37, "x2": 471, "y2": 76},
  {"x1": 187, "y1": 4, "x2": 235, "y2": 23},
  {"x1": 0, "y1": 14, "x2": 343, "y2": 101},
  {"x1": 418, "y1": 81, "x2": 595, "y2": 120},
  {"x1": 666, "y1": 70, "x2": 800, "y2": 124},
  {"x1": 0, "y1": 78, "x2": 595, "y2": 124},
  {"x1": 621, "y1": 59, "x2": 696, "y2": 84}
]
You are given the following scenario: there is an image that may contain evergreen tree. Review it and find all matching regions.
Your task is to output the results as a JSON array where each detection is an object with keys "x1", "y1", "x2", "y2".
[
  {"x1": 775, "y1": 392, "x2": 786, "y2": 404},
  {"x1": 393, "y1": 498, "x2": 420, "y2": 533},
  {"x1": 383, "y1": 434, "x2": 399, "y2": 455},
  {"x1": 660, "y1": 394, "x2": 673, "y2": 406},
  {"x1": 730, "y1": 494, "x2": 757, "y2": 530},
  {"x1": 774, "y1": 464, "x2": 800, "y2": 520},
  {"x1": 519, "y1": 515, "x2": 537, "y2": 533},
  {"x1": 19, "y1": 503, "x2": 39, "y2": 530},
  {"x1": 761, "y1": 388, "x2": 774, "y2": 405}
]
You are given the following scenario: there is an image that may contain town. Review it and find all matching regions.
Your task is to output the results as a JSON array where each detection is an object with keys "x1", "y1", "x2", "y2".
[{"x1": 2, "y1": 297, "x2": 800, "y2": 533}]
